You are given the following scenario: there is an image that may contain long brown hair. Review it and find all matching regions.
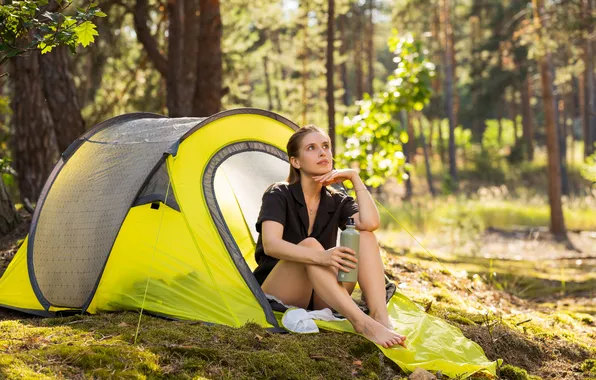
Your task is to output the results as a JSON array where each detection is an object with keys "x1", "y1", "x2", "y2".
[{"x1": 285, "y1": 125, "x2": 330, "y2": 184}]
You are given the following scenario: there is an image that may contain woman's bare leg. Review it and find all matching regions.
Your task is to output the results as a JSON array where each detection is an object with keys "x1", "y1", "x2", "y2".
[
  {"x1": 261, "y1": 241, "x2": 314, "y2": 309},
  {"x1": 261, "y1": 238, "x2": 404, "y2": 348},
  {"x1": 356, "y1": 231, "x2": 392, "y2": 329},
  {"x1": 300, "y1": 238, "x2": 405, "y2": 348}
]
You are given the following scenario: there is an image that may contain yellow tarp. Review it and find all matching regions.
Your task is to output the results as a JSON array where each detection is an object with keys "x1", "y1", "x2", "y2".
[{"x1": 277, "y1": 292, "x2": 498, "y2": 379}]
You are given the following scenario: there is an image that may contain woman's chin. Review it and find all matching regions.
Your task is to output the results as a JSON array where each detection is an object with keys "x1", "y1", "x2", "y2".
[{"x1": 314, "y1": 167, "x2": 331, "y2": 175}]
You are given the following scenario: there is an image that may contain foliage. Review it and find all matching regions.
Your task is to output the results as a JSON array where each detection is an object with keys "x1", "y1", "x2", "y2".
[
  {"x1": 0, "y1": 156, "x2": 11, "y2": 173},
  {"x1": 581, "y1": 152, "x2": 596, "y2": 184},
  {"x1": 338, "y1": 30, "x2": 435, "y2": 188},
  {"x1": 0, "y1": 0, "x2": 103, "y2": 68}
]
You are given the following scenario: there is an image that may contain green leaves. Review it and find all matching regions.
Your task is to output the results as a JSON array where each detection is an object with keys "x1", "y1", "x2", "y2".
[
  {"x1": 337, "y1": 31, "x2": 435, "y2": 188},
  {"x1": 581, "y1": 152, "x2": 596, "y2": 184},
  {"x1": 0, "y1": 1, "x2": 103, "y2": 63},
  {"x1": 74, "y1": 21, "x2": 98, "y2": 47}
]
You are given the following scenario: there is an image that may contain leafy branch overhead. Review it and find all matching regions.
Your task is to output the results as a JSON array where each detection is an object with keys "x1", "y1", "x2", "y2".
[
  {"x1": 338, "y1": 30, "x2": 435, "y2": 188},
  {"x1": 0, "y1": 0, "x2": 104, "y2": 67}
]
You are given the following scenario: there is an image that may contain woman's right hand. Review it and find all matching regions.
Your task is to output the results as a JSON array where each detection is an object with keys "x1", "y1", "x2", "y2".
[{"x1": 320, "y1": 247, "x2": 358, "y2": 272}]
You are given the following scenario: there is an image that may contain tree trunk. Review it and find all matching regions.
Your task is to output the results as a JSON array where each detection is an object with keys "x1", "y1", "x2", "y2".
[
  {"x1": 136, "y1": 0, "x2": 206, "y2": 117},
  {"x1": 263, "y1": 56, "x2": 273, "y2": 110},
  {"x1": 10, "y1": 48, "x2": 59, "y2": 202},
  {"x1": 582, "y1": 0, "x2": 596, "y2": 157},
  {"x1": 437, "y1": 119, "x2": 446, "y2": 164},
  {"x1": 513, "y1": 88, "x2": 520, "y2": 144},
  {"x1": 402, "y1": 110, "x2": 413, "y2": 199},
  {"x1": 533, "y1": 0, "x2": 566, "y2": 237},
  {"x1": 557, "y1": 97, "x2": 569, "y2": 196},
  {"x1": 420, "y1": 118, "x2": 436, "y2": 197},
  {"x1": 366, "y1": 0, "x2": 374, "y2": 95},
  {"x1": 165, "y1": 0, "x2": 184, "y2": 116},
  {"x1": 470, "y1": 15, "x2": 482, "y2": 142},
  {"x1": 355, "y1": 4, "x2": 364, "y2": 101},
  {"x1": 450, "y1": 7, "x2": 458, "y2": 130},
  {"x1": 339, "y1": 14, "x2": 350, "y2": 106},
  {"x1": 273, "y1": 30, "x2": 287, "y2": 107},
  {"x1": 521, "y1": 75, "x2": 535, "y2": 160},
  {"x1": 300, "y1": 1, "x2": 309, "y2": 126},
  {"x1": 326, "y1": 0, "x2": 336, "y2": 157},
  {"x1": 39, "y1": 46, "x2": 86, "y2": 153},
  {"x1": 442, "y1": 0, "x2": 457, "y2": 187},
  {"x1": 0, "y1": 180, "x2": 20, "y2": 236},
  {"x1": 180, "y1": 0, "x2": 200, "y2": 114},
  {"x1": 193, "y1": 0, "x2": 222, "y2": 116}
]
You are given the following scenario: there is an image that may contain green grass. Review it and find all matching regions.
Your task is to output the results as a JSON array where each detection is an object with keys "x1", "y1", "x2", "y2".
[
  {"x1": 379, "y1": 197, "x2": 596, "y2": 233},
  {"x1": 0, "y1": 313, "x2": 406, "y2": 380}
]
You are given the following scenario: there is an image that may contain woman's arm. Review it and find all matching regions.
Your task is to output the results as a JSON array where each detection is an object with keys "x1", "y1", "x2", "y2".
[
  {"x1": 312, "y1": 169, "x2": 381, "y2": 231},
  {"x1": 262, "y1": 221, "x2": 322, "y2": 264},
  {"x1": 261, "y1": 221, "x2": 357, "y2": 271},
  {"x1": 349, "y1": 173, "x2": 380, "y2": 232}
]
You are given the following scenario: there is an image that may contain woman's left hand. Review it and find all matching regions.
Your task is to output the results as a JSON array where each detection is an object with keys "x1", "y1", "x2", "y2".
[{"x1": 312, "y1": 169, "x2": 357, "y2": 186}]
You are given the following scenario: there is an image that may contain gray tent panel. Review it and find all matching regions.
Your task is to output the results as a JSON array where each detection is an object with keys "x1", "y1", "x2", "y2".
[{"x1": 30, "y1": 117, "x2": 202, "y2": 308}]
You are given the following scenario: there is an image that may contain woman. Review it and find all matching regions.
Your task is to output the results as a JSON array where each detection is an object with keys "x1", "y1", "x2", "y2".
[{"x1": 253, "y1": 125, "x2": 406, "y2": 349}]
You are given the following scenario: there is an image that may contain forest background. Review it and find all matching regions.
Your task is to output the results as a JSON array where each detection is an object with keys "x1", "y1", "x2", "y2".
[{"x1": 0, "y1": 0, "x2": 595, "y2": 379}]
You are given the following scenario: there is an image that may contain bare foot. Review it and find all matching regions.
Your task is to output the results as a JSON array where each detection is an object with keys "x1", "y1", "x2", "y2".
[
  {"x1": 354, "y1": 317, "x2": 407, "y2": 349},
  {"x1": 370, "y1": 311, "x2": 393, "y2": 330}
]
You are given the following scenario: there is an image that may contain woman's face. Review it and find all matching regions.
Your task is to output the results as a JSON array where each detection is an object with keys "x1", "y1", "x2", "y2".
[{"x1": 291, "y1": 131, "x2": 333, "y2": 175}]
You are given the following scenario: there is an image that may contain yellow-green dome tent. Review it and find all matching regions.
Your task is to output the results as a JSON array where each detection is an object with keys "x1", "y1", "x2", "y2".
[
  {"x1": 0, "y1": 109, "x2": 295, "y2": 328},
  {"x1": 0, "y1": 108, "x2": 498, "y2": 378}
]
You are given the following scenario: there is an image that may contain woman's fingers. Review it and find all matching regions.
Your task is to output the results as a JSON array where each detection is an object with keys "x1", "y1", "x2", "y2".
[
  {"x1": 341, "y1": 252, "x2": 358, "y2": 261},
  {"x1": 337, "y1": 246, "x2": 356, "y2": 256},
  {"x1": 318, "y1": 172, "x2": 335, "y2": 183}
]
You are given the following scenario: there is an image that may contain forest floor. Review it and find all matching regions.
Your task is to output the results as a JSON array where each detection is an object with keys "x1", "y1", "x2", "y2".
[{"x1": 0, "y1": 210, "x2": 595, "y2": 379}]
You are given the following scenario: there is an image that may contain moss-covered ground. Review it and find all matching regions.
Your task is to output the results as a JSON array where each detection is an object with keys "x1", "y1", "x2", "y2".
[{"x1": 1, "y1": 210, "x2": 594, "y2": 379}]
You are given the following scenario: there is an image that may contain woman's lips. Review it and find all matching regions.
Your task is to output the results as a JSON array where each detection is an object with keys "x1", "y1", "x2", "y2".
[{"x1": 318, "y1": 160, "x2": 329, "y2": 165}]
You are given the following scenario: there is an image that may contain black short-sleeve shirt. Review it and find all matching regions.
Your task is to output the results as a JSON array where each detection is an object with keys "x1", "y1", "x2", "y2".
[{"x1": 252, "y1": 182, "x2": 359, "y2": 285}]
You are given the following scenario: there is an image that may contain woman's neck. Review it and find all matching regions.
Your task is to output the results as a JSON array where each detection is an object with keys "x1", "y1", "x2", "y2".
[{"x1": 299, "y1": 176, "x2": 322, "y2": 200}]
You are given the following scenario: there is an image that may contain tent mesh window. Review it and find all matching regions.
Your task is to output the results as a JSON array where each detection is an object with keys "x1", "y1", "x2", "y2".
[{"x1": 204, "y1": 141, "x2": 289, "y2": 251}]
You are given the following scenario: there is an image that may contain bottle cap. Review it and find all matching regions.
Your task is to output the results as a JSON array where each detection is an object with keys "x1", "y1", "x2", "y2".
[{"x1": 347, "y1": 217, "x2": 355, "y2": 226}]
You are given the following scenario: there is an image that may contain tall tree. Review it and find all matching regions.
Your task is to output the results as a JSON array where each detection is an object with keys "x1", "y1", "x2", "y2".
[
  {"x1": 10, "y1": 46, "x2": 59, "y2": 202},
  {"x1": 1, "y1": 0, "x2": 101, "y2": 232},
  {"x1": 581, "y1": 0, "x2": 596, "y2": 157},
  {"x1": 339, "y1": 14, "x2": 350, "y2": 106},
  {"x1": 40, "y1": 46, "x2": 86, "y2": 152},
  {"x1": 133, "y1": 0, "x2": 222, "y2": 117},
  {"x1": 521, "y1": 75, "x2": 535, "y2": 160},
  {"x1": 0, "y1": 169, "x2": 19, "y2": 235},
  {"x1": 532, "y1": 0, "x2": 566, "y2": 237},
  {"x1": 441, "y1": 0, "x2": 457, "y2": 188},
  {"x1": 366, "y1": 0, "x2": 374, "y2": 95},
  {"x1": 194, "y1": 0, "x2": 223, "y2": 116},
  {"x1": 326, "y1": 0, "x2": 336, "y2": 156},
  {"x1": 355, "y1": 4, "x2": 364, "y2": 100}
]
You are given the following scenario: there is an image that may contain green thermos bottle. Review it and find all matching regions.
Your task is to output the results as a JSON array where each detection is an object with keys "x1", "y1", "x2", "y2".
[{"x1": 337, "y1": 217, "x2": 360, "y2": 283}]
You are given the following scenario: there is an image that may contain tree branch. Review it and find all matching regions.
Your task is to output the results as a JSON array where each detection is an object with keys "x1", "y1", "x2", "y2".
[{"x1": 132, "y1": 0, "x2": 168, "y2": 77}]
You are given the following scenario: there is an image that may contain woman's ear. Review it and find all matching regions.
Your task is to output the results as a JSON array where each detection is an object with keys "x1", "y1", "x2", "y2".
[{"x1": 290, "y1": 156, "x2": 300, "y2": 169}]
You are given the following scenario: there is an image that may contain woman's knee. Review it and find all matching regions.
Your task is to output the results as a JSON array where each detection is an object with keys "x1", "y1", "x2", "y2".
[
  {"x1": 359, "y1": 230, "x2": 378, "y2": 244},
  {"x1": 299, "y1": 237, "x2": 324, "y2": 249}
]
